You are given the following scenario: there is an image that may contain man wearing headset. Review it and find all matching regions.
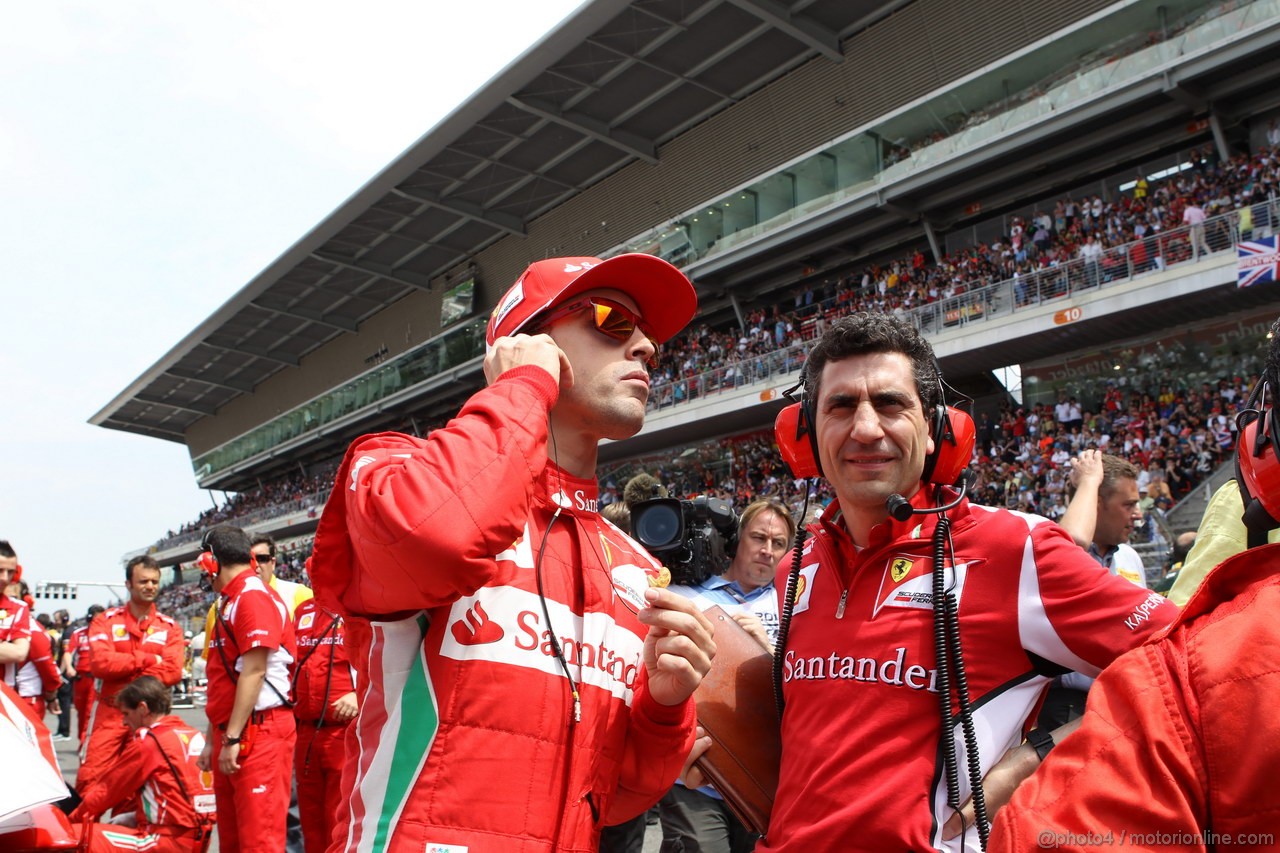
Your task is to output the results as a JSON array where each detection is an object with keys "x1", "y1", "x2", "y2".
[
  {"x1": 758, "y1": 313, "x2": 1177, "y2": 852},
  {"x1": 989, "y1": 320, "x2": 1280, "y2": 848},
  {"x1": 196, "y1": 525, "x2": 296, "y2": 853},
  {"x1": 310, "y1": 254, "x2": 716, "y2": 852}
]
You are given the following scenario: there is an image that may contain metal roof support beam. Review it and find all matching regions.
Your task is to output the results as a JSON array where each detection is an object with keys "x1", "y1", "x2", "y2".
[
  {"x1": 507, "y1": 96, "x2": 659, "y2": 165},
  {"x1": 249, "y1": 301, "x2": 359, "y2": 333},
  {"x1": 310, "y1": 251, "x2": 435, "y2": 292},
  {"x1": 203, "y1": 340, "x2": 300, "y2": 367},
  {"x1": 134, "y1": 393, "x2": 219, "y2": 416},
  {"x1": 167, "y1": 368, "x2": 258, "y2": 394},
  {"x1": 922, "y1": 219, "x2": 943, "y2": 265},
  {"x1": 391, "y1": 188, "x2": 527, "y2": 237},
  {"x1": 725, "y1": 0, "x2": 842, "y2": 62},
  {"x1": 1208, "y1": 110, "x2": 1232, "y2": 161}
]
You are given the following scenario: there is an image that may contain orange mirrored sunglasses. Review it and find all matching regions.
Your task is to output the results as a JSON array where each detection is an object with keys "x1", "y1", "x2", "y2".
[{"x1": 533, "y1": 298, "x2": 659, "y2": 365}]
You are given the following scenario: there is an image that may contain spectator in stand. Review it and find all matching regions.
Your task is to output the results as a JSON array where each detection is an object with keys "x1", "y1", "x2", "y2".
[
  {"x1": 70, "y1": 675, "x2": 217, "y2": 853},
  {"x1": 79, "y1": 556, "x2": 185, "y2": 795},
  {"x1": 0, "y1": 541, "x2": 33, "y2": 695}
]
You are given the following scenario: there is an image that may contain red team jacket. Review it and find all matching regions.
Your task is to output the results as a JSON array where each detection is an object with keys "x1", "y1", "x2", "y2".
[
  {"x1": 312, "y1": 366, "x2": 695, "y2": 853},
  {"x1": 15, "y1": 624, "x2": 61, "y2": 699},
  {"x1": 760, "y1": 488, "x2": 1179, "y2": 853},
  {"x1": 0, "y1": 592, "x2": 32, "y2": 688},
  {"x1": 71, "y1": 714, "x2": 216, "y2": 832},
  {"x1": 88, "y1": 605, "x2": 184, "y2": 703},
  {"x1": 292, "y1": 599, "x2": 355, "y2": 724},
  {"x1": 991, "y1": 542, "x2": 1280, "y2": 849}
]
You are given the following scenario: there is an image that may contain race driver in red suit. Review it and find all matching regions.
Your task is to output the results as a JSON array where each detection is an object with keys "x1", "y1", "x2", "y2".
[
  {"x1": 292, "y1": 584, "x2": 357, "y2": 853},
  {"x1": 71, "y1": 675, "x2": 216, "y2": 853},
  {"x1": 80, "y1": 555, "x2": 184, "y2": 794},
  {"x1": 197, "y1": 525, "x2": 297, "y2": 853},
  {"x1": 310, "y1": 253, "x2": 717, "y2": 853}
]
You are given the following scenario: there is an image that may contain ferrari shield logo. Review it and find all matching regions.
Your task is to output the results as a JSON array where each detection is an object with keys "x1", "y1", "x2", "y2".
[{"x1": 890, "y1": 558, "x2": 913, "y2": 583}]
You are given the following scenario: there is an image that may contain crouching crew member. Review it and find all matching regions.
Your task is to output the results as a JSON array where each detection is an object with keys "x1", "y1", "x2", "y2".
[{"x1": 71, "y1": 675, "x2": 216, "y2": 852}]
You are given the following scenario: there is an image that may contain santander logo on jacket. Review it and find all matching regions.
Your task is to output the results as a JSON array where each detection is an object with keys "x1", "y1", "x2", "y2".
[{"x1": 440, "y1": 582, "x2": 645, "y2": 703}]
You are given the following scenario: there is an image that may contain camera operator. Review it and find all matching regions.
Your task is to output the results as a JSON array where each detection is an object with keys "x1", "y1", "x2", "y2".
[{"x1": 659, "y1": 498, "x2": 795, "y2": 853}]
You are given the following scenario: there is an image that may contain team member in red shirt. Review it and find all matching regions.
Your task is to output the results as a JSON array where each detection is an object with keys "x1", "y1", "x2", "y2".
[
  {"x1": 0, "y1": 541, "x2": 33, "y2": 692},
  {"x1": 291, "y1": 581, "x2": 357, "y2": 853},
  {"x1": 6, "y1": 592, "x2": 62, "y2": 719},
  {"x1": 72, "y1": 674, "x2": 216, "y2": 852},
  {"x1": 63, "y1": 604, "x2": 105, "y2": 744},
  {"x1": 758, "y1": 314, "x2": 1178, "y2": 852},
  {"x1": 80, "y1": 556, "x2": 184, "y2": 793},
  {"x1": 197, "y1": 525, "x2": 296, "y2": 853}
]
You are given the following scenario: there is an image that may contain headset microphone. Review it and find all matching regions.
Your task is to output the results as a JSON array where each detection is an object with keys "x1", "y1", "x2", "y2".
[{"x1": 886, "y1": 471, "x2": 974, "y2": 521}]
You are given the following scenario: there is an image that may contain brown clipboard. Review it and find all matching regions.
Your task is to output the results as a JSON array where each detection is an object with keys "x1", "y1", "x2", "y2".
[{"x1": 691, "y1": 605, "x2": 782, "y2": 836}]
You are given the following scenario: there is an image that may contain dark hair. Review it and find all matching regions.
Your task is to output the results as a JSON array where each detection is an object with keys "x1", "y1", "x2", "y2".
[
  {"x1": 0, "y1": 540, "x2": 15, "y2": 560},
  {"x1": 87, "y1": 604, "x2": 105, "y2": 619},
  {"x1": 35, "y1": 613, "x2": 52, "y2": 630},
  {"x1": 250, "y1": 533, "x2": 277, "y2": 559},
  {"x1": 804, "y1": 313, "x2": 940, "y2": 412},
  {"x1": 126, "y1": 555, "x2": 160, "y2": 584},
  {"x1": 115, "y1": 675, "x2": 171, "y2": 716},
  {"x1": 204, "y1": 526, "x2": 253, "y2": 568}
]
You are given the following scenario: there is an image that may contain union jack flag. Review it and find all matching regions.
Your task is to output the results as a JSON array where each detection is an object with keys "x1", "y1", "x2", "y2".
[{"x1": 1237, "y1": 235, "x2": 1280, "y2": 287}]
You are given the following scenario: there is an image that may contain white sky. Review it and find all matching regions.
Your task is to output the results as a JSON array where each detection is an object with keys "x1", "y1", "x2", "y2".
[{"x1": 1, "y1": 0, "x2": 583, "y2": 610}]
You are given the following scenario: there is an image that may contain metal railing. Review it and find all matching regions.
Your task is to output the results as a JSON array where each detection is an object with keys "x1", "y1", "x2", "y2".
[{"x1": 647, "y1": 202, "x2": 1272, "y2": 413}]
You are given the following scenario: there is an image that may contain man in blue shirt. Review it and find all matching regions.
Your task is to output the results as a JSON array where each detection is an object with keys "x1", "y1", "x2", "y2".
[{"x1": 661, "y1": 498, "x2": 794, "y2": 852}]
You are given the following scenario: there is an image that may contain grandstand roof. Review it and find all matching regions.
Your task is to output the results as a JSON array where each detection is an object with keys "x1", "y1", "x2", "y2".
[{"x1": 90, "y1": 0, "x2": 905, "y2": 444}]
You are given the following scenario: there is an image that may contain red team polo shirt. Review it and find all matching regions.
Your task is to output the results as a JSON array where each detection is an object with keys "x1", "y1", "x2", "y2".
[{"x1": 205, "y1": 571, "x2": 295, "y2": 727}]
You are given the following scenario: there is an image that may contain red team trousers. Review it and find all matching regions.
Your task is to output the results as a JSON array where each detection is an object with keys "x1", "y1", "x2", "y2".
[
  {"x1": 295, "y1": 723, "x2": 348, "y2": 852},
  {"x1": 212, "y1": 706, "x2": 297, "y2": 853}
]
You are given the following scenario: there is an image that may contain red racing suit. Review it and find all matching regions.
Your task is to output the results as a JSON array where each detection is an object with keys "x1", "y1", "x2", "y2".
[
  {"x1": 71, "y1": 713, "x2": 216, "y2": 853},
  {"x1": 292, "y1": 598, "x2": 357, "y2": 853},
  {"x1": 311, "y1": 366, "x2": 695, "y2": 853},
  {"x1": 760, "y1": 489, "x2": 1179, "y2": 853},
  {"x1": 0, "y1": 592, "x2": 32, "y2": 690},
  {"x1": 990, "y1": 542, "x2": 1280, "y2": 850},
  {"x1": 68, "y1": 625, "x2": 96, "y2": 742},
  {"x1": 80, "y1": 605, "x2": 184, "y2": 792},
  {"x1": 15, "y1": 625, "x2": 61, "y2": 718}
]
